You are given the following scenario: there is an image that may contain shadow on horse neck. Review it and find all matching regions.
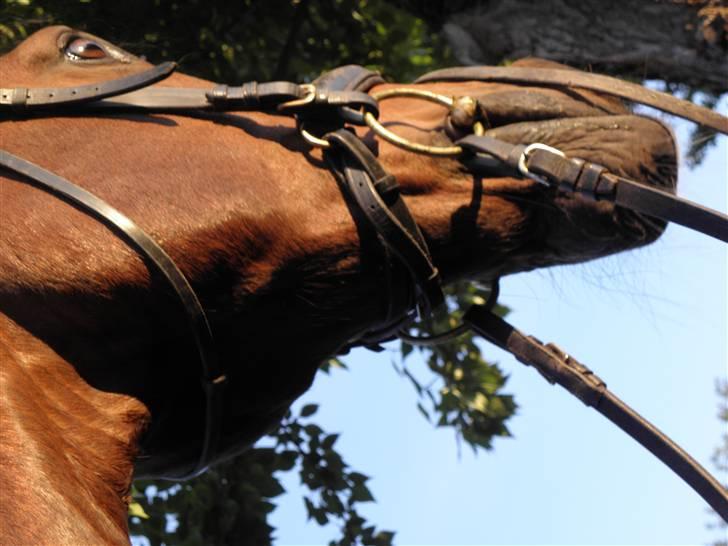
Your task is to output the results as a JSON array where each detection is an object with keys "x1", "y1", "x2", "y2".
[{"x1": 0, "y1": 26, "x2": 676, "y2": 544}]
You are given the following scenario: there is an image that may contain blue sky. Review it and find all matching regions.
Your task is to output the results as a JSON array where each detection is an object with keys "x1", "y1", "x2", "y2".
[{"x1": 269, "y1": 107, "x2": 727, "y2": 545}]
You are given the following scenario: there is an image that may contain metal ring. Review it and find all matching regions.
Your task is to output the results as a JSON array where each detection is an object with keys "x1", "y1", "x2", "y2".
[
  {"x1": 517, "y1": 143, "x2": 566, "y2": 186},
  {"x1": 364, "y1": 89, "x2": 484, "y2": 157},
  {"x1": 371, "y1": 87, "x2": 456, "y2": 107},
  {"x1": 296, "y1": 119, "x2": 330, "y2": 149}
]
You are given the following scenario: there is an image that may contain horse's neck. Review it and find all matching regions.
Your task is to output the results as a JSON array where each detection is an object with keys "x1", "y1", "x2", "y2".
[
  {"x1": 0, "y1": 313, "x2": 144, "y2": 544},
  {"x1": 0, "y1": 110, "x2": 509, "y2": 481},
  {"x1": 0, "y1": 118, "x2": 395, "y2": 473}
]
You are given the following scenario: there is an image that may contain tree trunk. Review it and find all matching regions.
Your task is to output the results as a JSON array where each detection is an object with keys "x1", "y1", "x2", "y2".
[{"x1": 402, "y1": 0, "x2": 727, "y2": 94}]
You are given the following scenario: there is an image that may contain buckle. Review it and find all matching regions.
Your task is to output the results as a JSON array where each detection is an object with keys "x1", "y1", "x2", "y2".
[
  {"x1": 517, "y1": 143, "x2": 566, "y2": 186},
  {"x1": 277, "y1": 84, "x2": 317, "y2": 111}
]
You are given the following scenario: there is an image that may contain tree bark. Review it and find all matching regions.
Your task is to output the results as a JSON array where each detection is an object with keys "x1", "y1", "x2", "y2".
[{"x1": 401, "y1": 0, "x2": 727, "y2": 94}]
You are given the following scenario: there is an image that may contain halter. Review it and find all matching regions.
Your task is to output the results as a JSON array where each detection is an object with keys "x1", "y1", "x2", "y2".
[{"x1": 1, "y1": 60, "x2": 726, "y2": 521}]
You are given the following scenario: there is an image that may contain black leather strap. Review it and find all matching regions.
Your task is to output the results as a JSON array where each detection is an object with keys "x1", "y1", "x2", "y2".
[
  {"x1": 458, "y1": 134, "x2": 526, "y2": 172},
  {"x1": 463, "y1": 305, "x2": 728, "y2": 521},
  {"x1": 457, "y1": 135, "x2": 728, "y2": 244},
  {"x1": 0, "y1": 150, "x2": 224, "y2": 480},
  {"x1": 1, "y1": 62, "x2": 382, "y2": 117},
  {"x1": 311, "y1": 64, "x2": 385, "y2": 126},
  {"x1": 206, "y1": 81, "x2": 302, "y2": 109},
  {"x1": 608, "y1": 173, "x2": 728, "y2": 243},
  {"x1": 0, "y1": 62, "x2": 176, "y2": 110},
  {"x1": 416, "y1": 66, "x2": 728, "y2": 135},
  {"x1": 325, "y1": 129, "x2": 444, "y2": 314},
  {"x1": 83, "y1": 82, "x2": 379, "y2": 118},
  {"x1": 525, "y1": 148, "x2": 728, "y2": 243},
  {"x1": 313, "y1": 64, "x2": 385, "y2": 93}
]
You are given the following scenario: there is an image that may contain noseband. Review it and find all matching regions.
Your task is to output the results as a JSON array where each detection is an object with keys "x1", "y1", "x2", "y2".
[{"x1": 1, "y1": 60, "x2": 726, "y2": 520}]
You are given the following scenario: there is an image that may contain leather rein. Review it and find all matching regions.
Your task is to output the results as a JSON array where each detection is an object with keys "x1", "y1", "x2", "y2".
[{"x1": 1, "y1": 62, "x2": 726, "y2": 520}]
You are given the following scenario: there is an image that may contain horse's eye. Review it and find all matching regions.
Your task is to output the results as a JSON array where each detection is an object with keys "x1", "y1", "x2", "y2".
[{"x1": 65, "y1": 38, "x2": 107, "y2": 61}]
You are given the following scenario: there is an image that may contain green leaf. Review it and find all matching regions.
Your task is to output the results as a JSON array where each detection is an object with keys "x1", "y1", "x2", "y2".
[
  {"x1": 313, "y1": 507, "x2": 329, "y2": 526},
  {"x1": 300, "y1": 404, "x2": 319, "y2": 417},
  {"x1": 277, "y1": 450, "x2": 299, "y2": 471},
  {"x1": 322, "y1": 433, "x2": 339, "y2": 450},
  {"x1": 348, "y1": 472, "x2": 368, "y2": 485},
  {"x1": 304, "y1": 497, "x2": 316, "y2": 521},
  {"x1": 375, "y1": 530, "x2": 395, "y2": 544},
  {"x1": 304, "y1": 423, "x2": 323, "y2": 438},
  {"x1": 351, "y1": 483, "x2": 375, "y2": 503},
  {"x1": 128, "y1": 501, "x2": 149, "y2": 519},
  {"x1": 320, "y1": 358, "x2": 349, "y2": 374}
]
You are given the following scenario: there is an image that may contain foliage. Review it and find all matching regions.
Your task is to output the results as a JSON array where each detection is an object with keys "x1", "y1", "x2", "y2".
[
  {"x1": 130, "y1": 405, "x2": 395, "y2": 546},
  {"x1": 129, "y1": 283, "x2": 515, "y2": 546},
  {"x1": 397, "y1": 282, "x2": 515, "y2": 451}
]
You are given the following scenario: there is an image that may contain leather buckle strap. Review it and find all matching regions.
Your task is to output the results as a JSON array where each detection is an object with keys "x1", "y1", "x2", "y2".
[
  {"x1": 207, "y1": 81, "x2": 302, "y2": 110},
  {"x1": 324, "y1": 129, "x2": 444, "y2": 314},
  {"x1": 458, "y1": 135, "x2": 728, "y2": 244},
  {"x1": 610, "y1": 174, "x2": 728, "y2": 242},
  {"x1": 463, "y1": 305, "x2": 728, "y2": 521},
  {"x1": 0, "y1": 62, "x2": 176, "y2": 111},
  {"x1": 457, "y1": 134, "x2": 526, "y2": 174},
  {"x1": 524, "y1": 147, "x2": 728, "y2": 243},
  {"x1": 464, "y1": 305, "x2": 607, "y2": 407}
]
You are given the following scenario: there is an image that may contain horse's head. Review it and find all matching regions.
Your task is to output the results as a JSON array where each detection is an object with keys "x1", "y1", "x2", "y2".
[
  {"x1": 1, "y1": 27, "x2": 677, "y2": 482},
  {"x1": 2, "y1": 27, "x2": 677, "y2": 284}
]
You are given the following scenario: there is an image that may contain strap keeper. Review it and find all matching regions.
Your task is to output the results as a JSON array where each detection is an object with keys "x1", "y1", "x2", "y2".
[
  {"x1": 239, "y1": 82, "x2": 260, "y2": 107},
  {"x1": 11, "y1": 88, "x2": 29, "y2": 108},
  {"x1": 373, "y1": 173, "x2": 399, "y2": 203},
  {"x1": 575, "y1": 162, "x2": 607, "y2": 201},
  {"x1": 206, "y1": 85, "x2": 229, "y2": 107}
]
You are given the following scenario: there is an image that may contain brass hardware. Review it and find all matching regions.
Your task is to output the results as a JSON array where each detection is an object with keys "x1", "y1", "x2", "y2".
[
  {"x1": 296, "y1": 119, "x2": 331, "y2": 149},
  {"x1": 363, "y1": 88, "x2": 483, "y2": 157},
  {"x1": 518, "y1": 143, "x2": 566, "y2": 186},
  {"x1": 277, "y1": 84, "x2": 316, "y2": 111}
]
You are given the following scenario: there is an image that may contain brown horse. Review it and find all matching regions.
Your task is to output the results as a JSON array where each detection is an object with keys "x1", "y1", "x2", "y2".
[{"x1": 0, "y1": 26, "x2": 679, "y2": 544}]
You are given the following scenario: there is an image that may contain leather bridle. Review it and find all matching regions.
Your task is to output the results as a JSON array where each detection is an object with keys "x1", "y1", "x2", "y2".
[{"x1": 1, "y1": 60, "x2": 726, "y2": 520}]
